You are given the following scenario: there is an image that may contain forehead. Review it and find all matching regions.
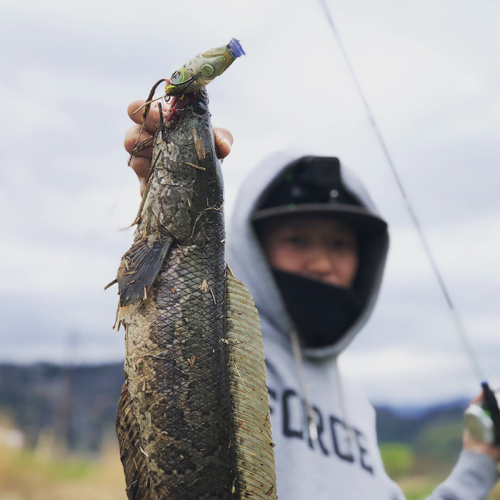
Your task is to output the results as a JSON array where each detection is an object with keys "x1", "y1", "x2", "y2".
[{"x1": 262, "y1": 214, "x2": 356, "y2": 235}]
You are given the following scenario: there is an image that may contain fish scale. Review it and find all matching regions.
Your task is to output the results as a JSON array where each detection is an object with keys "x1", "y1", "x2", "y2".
[{"x1": 119, "y1": 232, "x2": 233, "y2": 497}]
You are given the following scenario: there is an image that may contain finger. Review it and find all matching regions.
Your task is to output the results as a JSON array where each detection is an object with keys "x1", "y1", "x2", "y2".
[
  {"x1": 124, "y1": 125, "x2": 153, "y2": 157},
  {"x1": 213, "y1": 127, "x2": 234, "y2": 160},
  {"x1": 130, "y1": 156, "x2": 151, "y2": 184},
  {"x1": 139, "y1": 178, "x2": 148, "y2": 197},
  {"x1": 128, "y1": 100, "x2": 169, "y2": 133},
  {"x1": 463, "y1": 429, "x2": 500, "y2": 461}
]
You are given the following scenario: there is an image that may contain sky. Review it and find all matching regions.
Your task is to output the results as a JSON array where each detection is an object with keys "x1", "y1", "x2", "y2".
[{"x1": 1, "y1": 0, "x2": 499, "y2": 406}]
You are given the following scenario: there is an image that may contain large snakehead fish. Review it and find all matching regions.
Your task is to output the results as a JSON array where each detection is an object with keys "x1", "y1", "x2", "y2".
[{"x1": 111, "y1": 39, "x2": 277, "y2": 499}]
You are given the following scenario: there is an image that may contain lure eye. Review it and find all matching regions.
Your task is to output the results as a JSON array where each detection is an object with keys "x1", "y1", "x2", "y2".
[
  {"x1": 200, "y1": 64, "x2": 215, "y2": 78},
  {"x1": 170, "y1": 67, "x2": 185, "y2": 84}
]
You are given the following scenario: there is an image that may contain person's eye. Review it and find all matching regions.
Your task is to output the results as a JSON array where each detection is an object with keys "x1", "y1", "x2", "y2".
[
  {"x1": 284, "y1": 235, "x2": 308, "y2": 246},
  {"x1": 329, "y1": 239, "x2": 354, "y2": 251}
]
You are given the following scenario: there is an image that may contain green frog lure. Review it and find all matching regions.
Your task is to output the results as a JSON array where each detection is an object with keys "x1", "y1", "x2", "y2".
[
  {"x1": 141, "y1": 38, "x2": 245, "y2": 120},
  {"x1": 167, "y1": 38, "x2": 245, "y2": 95}
]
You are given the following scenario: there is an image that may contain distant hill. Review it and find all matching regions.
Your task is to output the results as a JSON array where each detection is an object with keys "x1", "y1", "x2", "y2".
[
  {"x1": 0, "y1": 363, "x2": 470, "y2": 461},
  {"x1": 376, "y1": 400, "x2": 469, "y2": 444},
  {"x1": 0, "y1": 363, "x2": 124, "y2": 452},
  {"x1": 376, "y1": 401, "x2": 468, "y2": 474}
]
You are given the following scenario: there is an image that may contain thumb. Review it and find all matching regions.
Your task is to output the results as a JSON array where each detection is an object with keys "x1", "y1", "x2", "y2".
[{"x1": 213, "y1": 127, "x2": 234, "y2": 160}]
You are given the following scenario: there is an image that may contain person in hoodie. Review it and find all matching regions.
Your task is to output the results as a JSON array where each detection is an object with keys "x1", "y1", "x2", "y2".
[{"x1": 124, "y1": 100, "x2": 500, "y2": 499}]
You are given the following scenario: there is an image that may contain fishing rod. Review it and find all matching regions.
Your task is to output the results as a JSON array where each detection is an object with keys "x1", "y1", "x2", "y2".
[{"x1": 316, "y1": 0, "x2": 500, "y2": 445}]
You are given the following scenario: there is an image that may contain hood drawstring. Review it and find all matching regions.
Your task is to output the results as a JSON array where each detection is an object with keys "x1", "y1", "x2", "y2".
[
  {"x1": 290, "y1": 328, "x2": 355, "y2": 451},
  {"x1": 289, "y1": 328, "x2": 318, "y2": 441},
  {"x1": 333, "y1": 355, "x2": 355, "y2": 452}
]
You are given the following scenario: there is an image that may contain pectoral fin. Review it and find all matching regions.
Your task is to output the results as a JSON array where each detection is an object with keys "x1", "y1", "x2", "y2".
[{"x1": 117, "y1": 236, "x2": 173, "y2": 306}]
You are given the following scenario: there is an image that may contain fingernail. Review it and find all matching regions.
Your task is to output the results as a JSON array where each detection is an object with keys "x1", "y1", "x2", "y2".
[{"x1": 219, "y1": 136, "x2": 231, "y2": 150}]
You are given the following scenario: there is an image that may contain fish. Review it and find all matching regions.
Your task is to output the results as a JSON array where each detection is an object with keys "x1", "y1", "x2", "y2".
[{"x1": 111, "y1": 40, "x2": 277, "y2": 500}]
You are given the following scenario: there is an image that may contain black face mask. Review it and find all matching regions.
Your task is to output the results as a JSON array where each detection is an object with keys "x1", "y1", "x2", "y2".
[{"x1": 272, "y1": 269, "x2": 362, "y2": 348}]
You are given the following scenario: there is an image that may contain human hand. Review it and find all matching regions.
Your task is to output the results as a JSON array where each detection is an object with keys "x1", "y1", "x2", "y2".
[
  {"x1": 463, "y1": 394, "x2": 500, "y2": 462},
  {"x1": 124, "y1": 99, "x2": 234, "y2": 196},
  {"x1": 463, "y1": 430, "x2": 500, "y2": 462}
]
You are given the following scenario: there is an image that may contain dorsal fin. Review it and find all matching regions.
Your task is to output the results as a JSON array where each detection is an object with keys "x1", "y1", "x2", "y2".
[{"x1": 225, "y1": 266, "x2": 278, "y2": 499}]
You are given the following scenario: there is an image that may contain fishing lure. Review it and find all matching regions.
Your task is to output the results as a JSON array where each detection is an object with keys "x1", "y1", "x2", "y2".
[
  {"x1": 166, "y1": 38, "x2": 245, "y2": 96},
  {"x1": 140, "y1": 39, "x2": 245, "y2": 121}
]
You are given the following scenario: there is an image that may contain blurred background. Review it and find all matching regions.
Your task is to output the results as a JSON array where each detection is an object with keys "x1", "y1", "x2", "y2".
[{"x1": 1, "y1": 0, "x2": 499, "y2": 498}]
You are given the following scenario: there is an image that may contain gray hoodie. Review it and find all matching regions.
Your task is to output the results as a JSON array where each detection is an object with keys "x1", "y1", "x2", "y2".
[{"x1": 227, "y1": 152, "x2": 499, "y2": 499}]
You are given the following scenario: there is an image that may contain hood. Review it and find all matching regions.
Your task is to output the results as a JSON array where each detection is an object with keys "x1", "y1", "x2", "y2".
[{"x1": 226, "y1": 151, "x2": 389, "y2": 358}]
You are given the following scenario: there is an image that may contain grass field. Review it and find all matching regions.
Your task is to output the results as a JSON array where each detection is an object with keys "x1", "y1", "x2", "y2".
[
  {"x1": 1, "y1": 439, "x2": 499, "y2": 499},
  {"x1": 398, "y1": 476, "x2": 500, "y2": 500},
  {"x1": 0, "y1": 441, "x2": 126, "y2": 500}
]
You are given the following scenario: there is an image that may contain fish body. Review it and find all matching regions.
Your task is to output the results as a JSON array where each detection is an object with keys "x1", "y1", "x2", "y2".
[
  {"x1": 114, "y1": 87, "x2": 277, "y2": 497},
  {"x1": 116, "y1": 90, "x2": 234, "y2": 499}
]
